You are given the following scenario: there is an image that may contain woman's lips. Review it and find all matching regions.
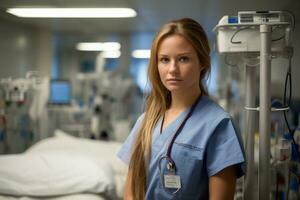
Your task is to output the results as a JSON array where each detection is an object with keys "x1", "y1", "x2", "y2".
[{"x1": 166, "y1": 78, "x2": 182, "y2": 84}]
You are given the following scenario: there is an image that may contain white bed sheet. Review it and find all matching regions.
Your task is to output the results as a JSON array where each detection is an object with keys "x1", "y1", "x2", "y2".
[
  {"x1": 0, "y1": 193, "x2": 106, "y2": 200},
  {"x1": 0, "y1": 130, "x2": 127, "y2": 199}
]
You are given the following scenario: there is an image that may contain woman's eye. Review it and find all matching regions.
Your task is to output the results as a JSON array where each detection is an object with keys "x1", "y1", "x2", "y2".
[
  {"x1": 179, "y1": 56, "x2": 189, "y2": 62},
  {"x1": 159, "y1": 57, "x2": 169, "y2": 63}
]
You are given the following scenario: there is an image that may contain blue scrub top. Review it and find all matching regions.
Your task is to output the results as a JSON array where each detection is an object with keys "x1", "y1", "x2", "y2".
[{"x1": 117, "y1": 95, "x2": 246, "y2": 200}]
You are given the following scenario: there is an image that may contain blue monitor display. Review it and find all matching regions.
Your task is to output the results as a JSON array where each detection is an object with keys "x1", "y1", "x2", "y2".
[{"x1": 49, "y1": 80, "x2": 71, "y2": 105}]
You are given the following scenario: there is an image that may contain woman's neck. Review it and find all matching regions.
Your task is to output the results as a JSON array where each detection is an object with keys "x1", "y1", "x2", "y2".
[{"x1": 169, "y1": 89, "x2": 201, "y2": 112}]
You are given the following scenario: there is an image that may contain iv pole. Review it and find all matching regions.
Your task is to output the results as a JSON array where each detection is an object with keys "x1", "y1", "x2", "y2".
[
  {"x1": 244, "y1": 63, "x2": 256, "y2": 200},
  {"x1": 259, "y1": 24, "x2": 272, "y2": 200},
  {"x1": 243, "y1": 24, "x2": 273, "y2": 200},
  {"x1": 214, "y1": 15, "x2": 291, "y2": 199}
]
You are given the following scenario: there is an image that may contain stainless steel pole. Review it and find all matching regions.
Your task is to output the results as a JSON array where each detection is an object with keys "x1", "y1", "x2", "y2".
[
  {"x1": 259, "y1": 24, "x2": 272, "y2": 200},
  {"x1": 244, "y1": 64, "x2": 257, "y2": 200}
]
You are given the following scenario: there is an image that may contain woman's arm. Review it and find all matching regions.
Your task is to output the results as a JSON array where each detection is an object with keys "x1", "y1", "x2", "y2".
[
  {"x1": 209, "y1": 165, "x2": 237, "y2": 200},
  {"x1": 124, "y1": 167, "x2": 133, "y2": 200}
]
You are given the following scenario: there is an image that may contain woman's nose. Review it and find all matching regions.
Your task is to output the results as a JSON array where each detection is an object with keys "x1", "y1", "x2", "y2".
[{"x1": 168, "y1": 60, "x2": 179, "y2": 73}]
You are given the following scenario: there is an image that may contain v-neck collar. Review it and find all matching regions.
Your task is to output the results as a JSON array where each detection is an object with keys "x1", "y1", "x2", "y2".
[
  {"x1": 151, "y1": 107, "x2": 190, "y2": 153},
  {"x1": 158, "y1": 107, "x2": 190, "y2": 136},
  {"x1": 152, "y1": 95, "x2": 206, "y2": 150}
]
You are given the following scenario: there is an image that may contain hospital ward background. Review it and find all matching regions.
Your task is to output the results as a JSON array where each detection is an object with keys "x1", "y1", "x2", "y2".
[{"x1": 0, "y1": 0, "x2": 299, "y2": 199}]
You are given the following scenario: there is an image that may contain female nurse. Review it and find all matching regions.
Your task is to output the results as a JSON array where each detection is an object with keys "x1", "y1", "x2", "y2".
[{"x1": 117, "y1": 18, "x2": 246, "y2": 200}]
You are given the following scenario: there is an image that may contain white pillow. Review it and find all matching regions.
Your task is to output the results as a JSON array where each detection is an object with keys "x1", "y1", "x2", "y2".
[
  {"x1": 0, "y1": 152, "x2": 115, "y2": 197},
  {"x1": 26, "y1": 130, "x2": 127, "y2": 175}
]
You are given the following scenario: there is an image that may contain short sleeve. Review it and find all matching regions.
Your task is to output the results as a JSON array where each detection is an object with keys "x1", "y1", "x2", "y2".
[
  {"x1": 206, "y1": 117, "x2": 246, "y2": 178},
  {"x1": 117, "y1": 113, "x2": 145, "y2": 165}
]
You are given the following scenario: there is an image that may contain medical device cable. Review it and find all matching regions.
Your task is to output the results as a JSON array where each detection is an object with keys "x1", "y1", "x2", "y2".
[
  {"x1": 271, "y1": 25, "x2": 285, "y2": 42},
  {"x1": 275, "y1": 24, "x2": 295, "y2": 198},
  {"x1": 273, "y1": 11, "x2": 295, "y2": 43},
  {"x1": 272, "y1": 12, "x2": 295, "y2": 44},
  {"x1": 271, "y1": 33, "x2": 285, "y2": 42},
  {"x1": 281, "y1": 55, "x2": 300, "y2": 200},
  {"x1": 230, "y1": 11, "x2": 295, "y2": 43},
  {"x1": 280, "y1": 15, "x2": 298, "y2": 155},
  {"x1": 284, "y1": 57, "x2": 300, "y2": 160},
  {"x1": 283, "y1": 59, "x2": 292, "y2": 131},
  {"x1": 230, "y1": 27, "x2": 250, "y2": 44},
  {"x1": 272, "y1": 36, "x2": 285, "y2": 42}
]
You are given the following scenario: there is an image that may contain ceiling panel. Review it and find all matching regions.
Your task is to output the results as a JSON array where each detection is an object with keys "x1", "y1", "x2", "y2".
[{"x1": 0, "y1": 0, "x2": 299, "y2": 35}]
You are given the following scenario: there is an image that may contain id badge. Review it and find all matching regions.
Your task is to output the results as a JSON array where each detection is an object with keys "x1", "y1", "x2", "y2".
[{"x1": 164, "y1": 174, "x2": 181, "y2": 189}]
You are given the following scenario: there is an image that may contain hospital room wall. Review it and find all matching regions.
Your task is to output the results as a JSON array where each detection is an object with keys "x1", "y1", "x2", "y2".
[
  {"x1": 58, "y1": 34, "x2": 132, "y2": 77},
  {"x1": 0, "y1": 18, "x2": 52, "y2": 79},
  {"x1": 57, "y1": 33, "x2": 137, "y2": 104}
]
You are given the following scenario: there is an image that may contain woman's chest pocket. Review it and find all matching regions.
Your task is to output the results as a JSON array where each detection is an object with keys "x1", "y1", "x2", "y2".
[{"x1": 172, "y1": 142, "x2": 206, "y2": 197}]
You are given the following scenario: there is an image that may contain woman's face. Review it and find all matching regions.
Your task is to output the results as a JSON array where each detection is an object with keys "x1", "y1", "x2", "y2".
[{"x1": 157, "y1": 34, "x2": 202, "y2": 94}]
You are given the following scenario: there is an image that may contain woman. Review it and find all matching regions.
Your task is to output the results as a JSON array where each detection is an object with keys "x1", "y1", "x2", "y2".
[{"x1": 117, "y1": 18, "x2": 245, "y2": 200}]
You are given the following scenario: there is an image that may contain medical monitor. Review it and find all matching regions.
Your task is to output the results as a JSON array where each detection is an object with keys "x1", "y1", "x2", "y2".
[{"x1": 49, "y1": 80, "x2": 71, "y2": 105}]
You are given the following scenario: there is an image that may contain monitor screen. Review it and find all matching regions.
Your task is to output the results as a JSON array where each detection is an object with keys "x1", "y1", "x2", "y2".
[{"x1": 49, "y1": 80, "x2": 71, "y2": 105}]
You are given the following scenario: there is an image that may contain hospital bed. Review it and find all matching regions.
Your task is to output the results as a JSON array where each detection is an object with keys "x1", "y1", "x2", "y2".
[{"x1": 0, "y1": 130, "x2": 128, "y2": 200}]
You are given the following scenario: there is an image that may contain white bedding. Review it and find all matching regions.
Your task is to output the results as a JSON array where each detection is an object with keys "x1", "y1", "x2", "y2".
[
  {"x1": 0, "y1": 193, "x2": 106, "y2": 200},
  {"x1": 0, "y1": 130, "x2": 127, "y2": 200}
]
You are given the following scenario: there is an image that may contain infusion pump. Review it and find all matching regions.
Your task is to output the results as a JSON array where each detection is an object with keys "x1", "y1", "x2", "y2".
[
  {"x1": 238, "y1": 11, "x2": 285, "y2": 24},
  {"x1": 213, "y1": 11, "x2": 293, "y2": 54}
]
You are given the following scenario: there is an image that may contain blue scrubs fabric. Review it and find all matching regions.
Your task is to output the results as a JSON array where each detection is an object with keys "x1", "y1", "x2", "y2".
[{"x1": 117, "y1": 96, "x2": 245, "y2": 200}]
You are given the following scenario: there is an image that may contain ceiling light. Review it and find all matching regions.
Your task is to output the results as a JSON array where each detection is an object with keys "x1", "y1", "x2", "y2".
[
  {"x1": 76, "y1": 42, "x2": 121, "y2": 51},
  {"x1": 6, "y1": 8, "x2": 137, "y2": 18},
  {"x1": 101, "y1": 51, "x2": 121, "y2": 58},
  {"x1": 132, "y1": 49, "x2": 151, "y2": 59}
]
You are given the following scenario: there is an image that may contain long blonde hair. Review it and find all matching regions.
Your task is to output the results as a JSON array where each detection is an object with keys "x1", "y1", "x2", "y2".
[{"x1": 129, "y1": 18, "x2": 211, "y2": 199}]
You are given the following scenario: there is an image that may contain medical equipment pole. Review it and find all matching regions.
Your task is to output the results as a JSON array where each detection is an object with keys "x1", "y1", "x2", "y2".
[
  {"x1": 259, "y1": 24, "x2": 272, "y2": 200},
  {"x1": 244, "y1": 64, "x2": 256, "y2": 200}
]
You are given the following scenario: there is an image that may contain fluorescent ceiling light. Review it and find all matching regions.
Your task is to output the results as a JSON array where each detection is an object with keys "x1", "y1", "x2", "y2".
[
  {"x1": 132, "y1": 49, "x2": 151, "y2": 59},
  {"x1": 6, "y1": 8, "x2": 137, "y2": 18},
  {"x1": 76, "y1": 42, "x2": 121, "y2": 51},
  {"x1": 102, "y1": 51, "x2": 121, "y2": 58}
]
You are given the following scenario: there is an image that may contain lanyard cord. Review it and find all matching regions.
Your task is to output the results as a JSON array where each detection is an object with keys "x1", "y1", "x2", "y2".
[{"x1": 166, "y1": 95, "x2": 202, "y2": 162}]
